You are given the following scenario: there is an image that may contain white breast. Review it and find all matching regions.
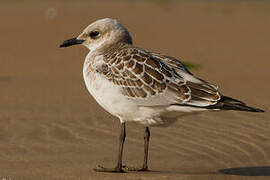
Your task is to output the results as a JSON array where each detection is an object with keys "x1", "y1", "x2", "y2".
[{"x1": 83, "y1": 56, "x2": 139, "y2": 122}]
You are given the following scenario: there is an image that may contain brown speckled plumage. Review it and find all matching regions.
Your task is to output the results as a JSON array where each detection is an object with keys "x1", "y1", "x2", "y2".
[{"x1": 95, "y1": 43, "x2": 221, "y2": 105}]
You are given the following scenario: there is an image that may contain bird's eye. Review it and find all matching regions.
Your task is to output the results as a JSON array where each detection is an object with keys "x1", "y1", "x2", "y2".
[{"x1": 90, "y1": 31, "x2": 100, "y2": 38}]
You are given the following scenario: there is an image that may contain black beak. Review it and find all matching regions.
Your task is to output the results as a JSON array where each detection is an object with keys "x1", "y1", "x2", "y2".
[{"x1": 60, "y1": 38, "x2": 85, "y2": 48}]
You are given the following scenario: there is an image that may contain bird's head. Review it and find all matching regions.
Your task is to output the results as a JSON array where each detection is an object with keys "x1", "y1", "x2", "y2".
[{"x1": 60, "y1": 18, "x2": 132, "y2": 52}]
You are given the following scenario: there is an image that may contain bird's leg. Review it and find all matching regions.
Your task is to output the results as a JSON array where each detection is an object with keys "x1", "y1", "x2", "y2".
[
  {"x1": 124, "y1": 126, "x2": 150, "y2": 171},
  {"x1": 94, "y1": 122, "x2": 126, "y2": 173},
  {"x1": 142, "y1": 126, "x2": 150, "y2": 170}
]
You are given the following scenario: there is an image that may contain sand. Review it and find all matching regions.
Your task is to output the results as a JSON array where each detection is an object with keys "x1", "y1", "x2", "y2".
[{"x1": 0, "y1": 0, "x2": 269, "y2": 179}]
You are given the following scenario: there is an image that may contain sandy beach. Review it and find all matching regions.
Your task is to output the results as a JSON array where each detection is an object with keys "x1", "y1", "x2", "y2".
[{"x1": 0, "y1": 0, "x2": 269, "y2": 179}]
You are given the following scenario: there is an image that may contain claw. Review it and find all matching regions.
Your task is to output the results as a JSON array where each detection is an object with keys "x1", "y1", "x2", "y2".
[
  {"x1": 122, "y1": 165, "x2": 149, "y2": 172},
  {"x1": 93, "y1": 165, "x2": 125, "y2": 173}
]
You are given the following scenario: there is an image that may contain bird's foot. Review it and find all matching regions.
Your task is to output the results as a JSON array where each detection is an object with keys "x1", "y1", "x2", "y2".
[
  {"x1": 123, "y1": 165, "x2": 149, "y2": 172},
  {"x1": 93, "y1": 165, "x2": 125, "y2": 173}
]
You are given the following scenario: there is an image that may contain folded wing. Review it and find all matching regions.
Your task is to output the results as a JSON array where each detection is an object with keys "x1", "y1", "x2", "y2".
[{"x1": 101, "y1": 46, "x2": 221, "y2": 108}]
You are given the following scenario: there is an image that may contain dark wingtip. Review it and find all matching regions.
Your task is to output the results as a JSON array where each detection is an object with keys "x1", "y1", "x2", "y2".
[
  {"x1": 220, "y1": 96, "x2": 265, "y2": 113},
  {"x1": 251, "y1": 108, "x2": 264, "y2": 113},
  {"x1": 243, "y1": 106, "x2": 265, "y2": 112},
  {"x1": 200, "y1": 96, "x2": 265, "y2": 113}
]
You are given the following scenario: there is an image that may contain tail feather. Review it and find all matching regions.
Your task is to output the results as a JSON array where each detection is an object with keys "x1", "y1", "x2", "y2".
[{"x1": 209, "y1": 96, "x2": 264, "y2": 112}]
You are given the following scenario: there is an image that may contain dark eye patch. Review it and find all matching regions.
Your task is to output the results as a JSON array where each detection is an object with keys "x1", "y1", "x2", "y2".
[{"x1": 90, "y1": 31, "x2": 100, "y2": 38}]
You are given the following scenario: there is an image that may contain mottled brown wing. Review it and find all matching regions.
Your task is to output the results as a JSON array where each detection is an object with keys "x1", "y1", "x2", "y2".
[
  {"x1": 101, "y1": 46, "x2": 220, "y2": 107},
  {"x1": 100, "y1": 46, "x2": 192, "y2": 103},
  {"x1": 150, "y1": 52, "x2": 221, "y2": 106},
  {"x1": 150, "y1": 52, "x2": 193, "y2": 75}
]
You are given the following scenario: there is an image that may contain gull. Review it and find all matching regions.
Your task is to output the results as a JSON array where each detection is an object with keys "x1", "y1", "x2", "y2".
[{"x1": 60, "y1": 18, "x2": 264, "y2": 173}]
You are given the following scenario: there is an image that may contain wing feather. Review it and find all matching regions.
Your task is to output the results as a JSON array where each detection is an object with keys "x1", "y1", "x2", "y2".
[{"x1": 100, "y1": 45, "x2": 220, "y2": 107}]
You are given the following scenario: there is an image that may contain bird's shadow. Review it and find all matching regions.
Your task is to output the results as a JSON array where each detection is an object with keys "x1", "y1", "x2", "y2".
[
  {"x1": 126, "y1": 166, "x2": 270, "y2": 176},
  {"x1": 219, "y1": 166, "x2": 270, "y2": 176}
]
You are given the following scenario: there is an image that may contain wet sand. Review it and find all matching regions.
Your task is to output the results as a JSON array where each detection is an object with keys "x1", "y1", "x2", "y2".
[{"x1": 0, "y1": 0, "x2": 270, "y2": 179}]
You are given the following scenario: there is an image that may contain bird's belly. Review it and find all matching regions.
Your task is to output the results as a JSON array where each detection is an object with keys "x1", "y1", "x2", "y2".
[
  {"x1": 82, "y1": 70, "x2": 208, "y2": 126},
  {"x1": 82, "y1": 71, "x2": 166, "y2": 125},
  {"x1": 83, "y1": 71, "x2": 138, "y2": 121}
]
